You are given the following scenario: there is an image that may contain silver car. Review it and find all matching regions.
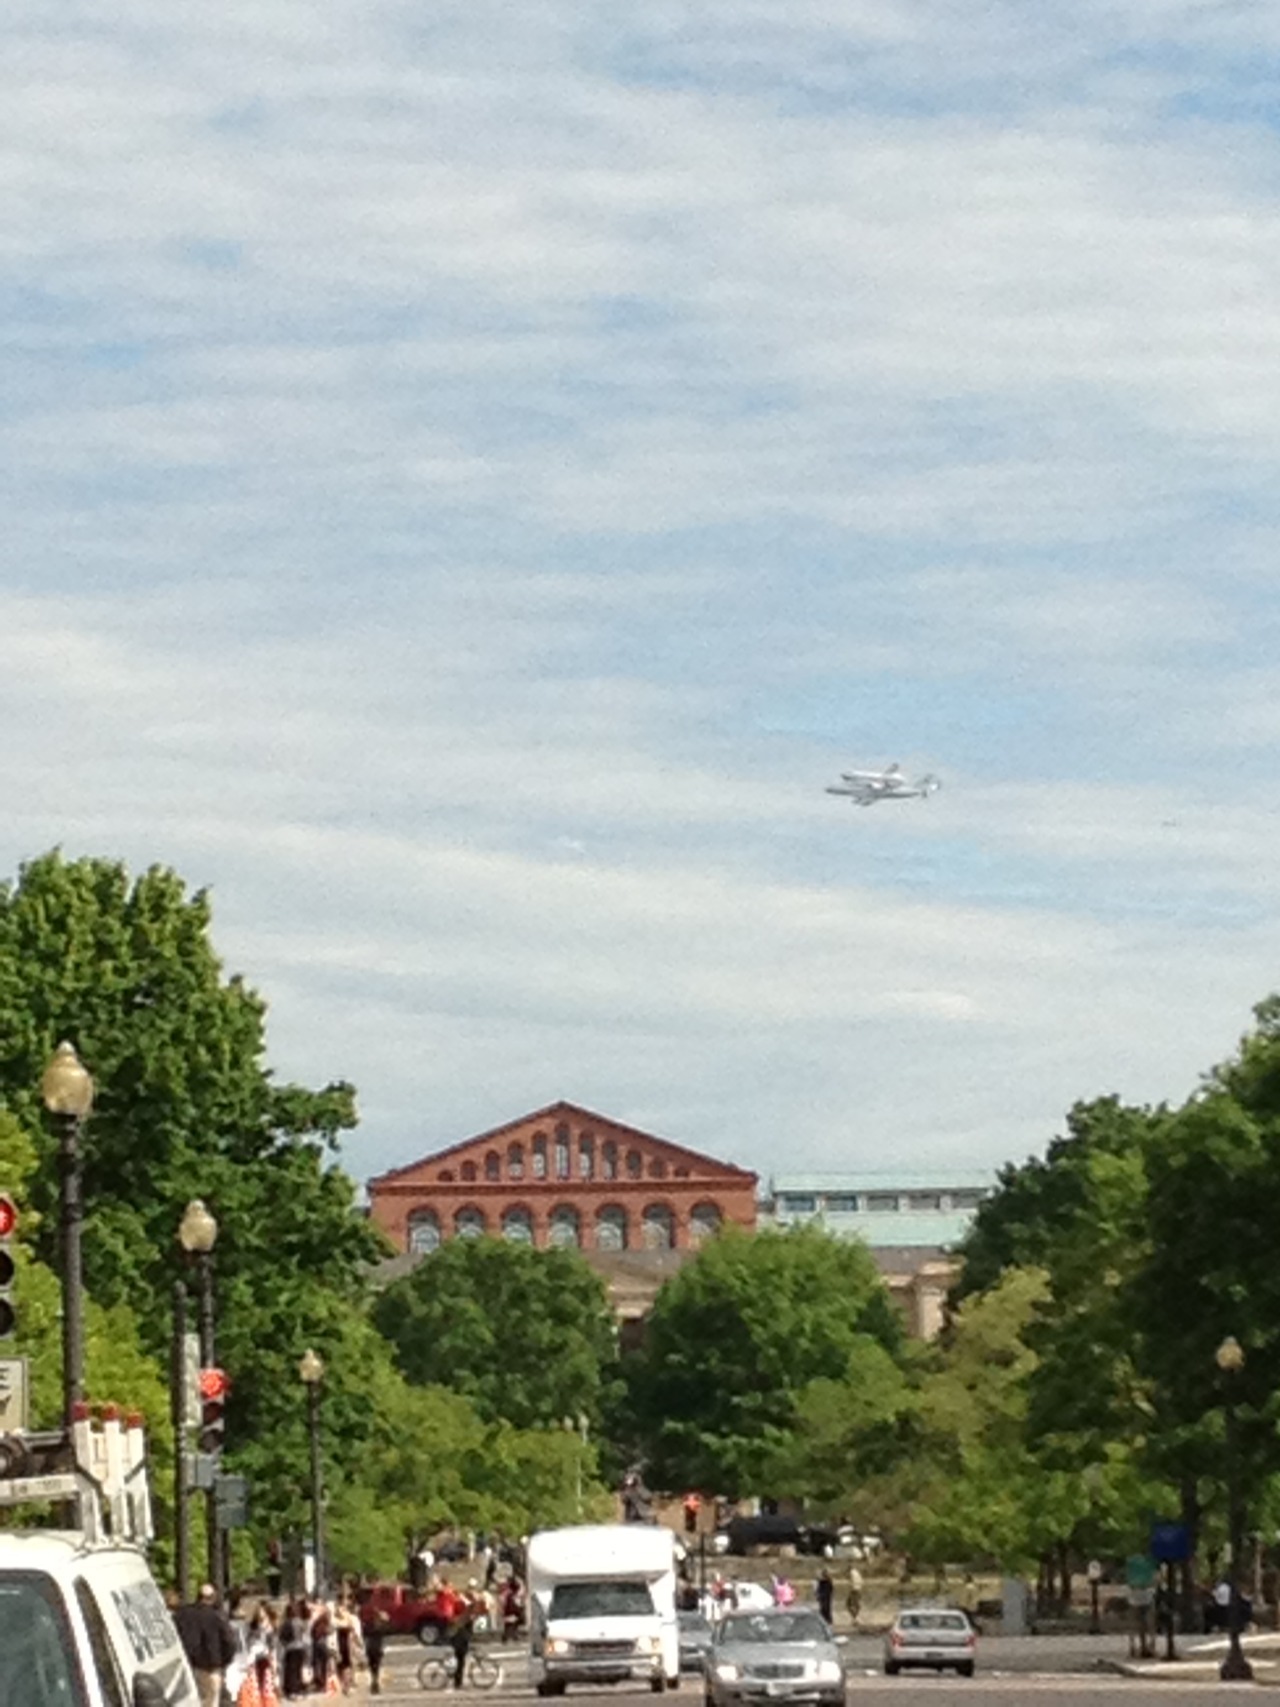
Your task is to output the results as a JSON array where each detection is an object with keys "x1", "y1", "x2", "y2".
[
  {"x1": 705, "y1": 1609, "x2": 845, "y2": 1707},
  {"x1": 883, "y1": 1607, "x2": 976, "y2": 1676}
]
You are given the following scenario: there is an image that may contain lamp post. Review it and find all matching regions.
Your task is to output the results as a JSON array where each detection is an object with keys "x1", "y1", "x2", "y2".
[
  {"x1": 1216, "y1": 1335, "x2": 1253, "y2": 1682},
  {"x1": 170, "y1": 1276, "x2": 192, "y2": 1603},
  {"x1": 40, "y1": 1042, "x2": 94, "y2": 1426},
  {"x1": 300, "y1": 1350, "x2": 325, "y2": 1598},
  {"x1": 178, "y1": 1199, "x2": 220, "y2": 1597},
  {"x1": 562, "y1": 1412, "x2": 588, "y2": 1516}
]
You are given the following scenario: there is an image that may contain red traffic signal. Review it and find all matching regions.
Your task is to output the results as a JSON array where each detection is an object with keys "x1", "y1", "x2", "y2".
[
  {"x1": 198, "y1": 1367, "x2": 230, "y2": 1401},
  {"x1": 0, "y1": 1197, "x2": 16, "y2": 1239}
]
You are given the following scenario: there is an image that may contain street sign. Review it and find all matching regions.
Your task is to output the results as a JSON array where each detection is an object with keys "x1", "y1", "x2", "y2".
[
  {"x1": 215, "y1": 1473, "x2": 249, "y2": 1529},
  {"x1": 189, "y1": 1453, "x2": 218, "y2": 1491},
  {"x1": 1126, "y1": 1554, "x2": 1157, "y2": 1590},
  {"x1": 1150, "y1": 1521, "x2": 1191, "y2": 1563},
  {"x1": 0, "y1": 1359, "x2": 29, "y2": 1431},
  {"x1": 1087, "y1": 1559, "x2": 1103, "y2": 1582}
]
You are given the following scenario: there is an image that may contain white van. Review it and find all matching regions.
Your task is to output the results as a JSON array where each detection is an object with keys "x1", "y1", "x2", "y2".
[
  {"x1": 528, "y1": 1524, "x2": 679, "y2": 1696},
  {"x1": 0, "y1": 1530, "x2": 198, "y2": 1706}
]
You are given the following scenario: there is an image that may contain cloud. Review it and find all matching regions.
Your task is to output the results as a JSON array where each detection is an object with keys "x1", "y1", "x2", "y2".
[{"x1": 3, "y1": 0, "x2": 1280, "y2": 1186}]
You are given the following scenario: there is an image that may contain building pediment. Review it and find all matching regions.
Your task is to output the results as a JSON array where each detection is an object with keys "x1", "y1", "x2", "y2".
[{"x1": 369, "y1": 1099, "x2": 756, "y2": 1193}]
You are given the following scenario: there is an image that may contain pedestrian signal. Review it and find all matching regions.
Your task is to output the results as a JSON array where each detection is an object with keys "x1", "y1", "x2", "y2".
[
  {"x1": 198, "y1": 1366, "x2": 230, "y2": 1455},
  {"x1": 0, "y1": 1196, "x2": 16, "y2": 1341}
]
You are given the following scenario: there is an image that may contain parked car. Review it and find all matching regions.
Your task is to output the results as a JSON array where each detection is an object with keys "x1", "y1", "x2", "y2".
[
  {"x1": 679, "y1": 1610, "x2": 715, "y2": 1673},
  {"x1": 883, "y1": 1608, "x2": 976, "y2": 1677},
  {"x1": 723, "y1": 1516, "x2": 804, "y2": 1555},
  {"x1": 705, "y1": 1608, "x2": 846, "y2": 1707}
]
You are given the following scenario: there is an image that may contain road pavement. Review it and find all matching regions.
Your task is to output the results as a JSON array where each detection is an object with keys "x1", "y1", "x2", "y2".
[{"x1": 369, "y1": 1633, "x2": 1275, "y2": 1702}]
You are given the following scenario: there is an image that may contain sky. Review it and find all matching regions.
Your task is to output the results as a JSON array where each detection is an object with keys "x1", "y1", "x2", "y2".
[{"x1": 6, "y1": 0, "x2": 1280, "y2": 1189}]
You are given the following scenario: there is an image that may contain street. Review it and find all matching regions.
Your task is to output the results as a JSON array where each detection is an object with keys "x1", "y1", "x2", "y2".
[{"x1": 368, "y1": 1634, "x2": 1269, "y2": 1703}]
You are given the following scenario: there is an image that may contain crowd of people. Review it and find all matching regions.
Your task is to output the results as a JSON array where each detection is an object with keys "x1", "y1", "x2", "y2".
[{"x1": 169, "y1": 1569, "x2": 525, "y2": 1705}]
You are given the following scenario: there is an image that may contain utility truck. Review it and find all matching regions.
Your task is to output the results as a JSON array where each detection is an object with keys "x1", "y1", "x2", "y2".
[
  {"x1": 528, "y1": 1524, "x2": 679, "y2": 1696},
  {"x1": 0, "y1": 1403, "x2": 197, "y2": 1705}
]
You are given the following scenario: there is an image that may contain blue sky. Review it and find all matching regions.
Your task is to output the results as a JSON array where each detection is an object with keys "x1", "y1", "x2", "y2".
[{"x1": 6, "y1": 0, "x2": 1280, "y2": 1185}]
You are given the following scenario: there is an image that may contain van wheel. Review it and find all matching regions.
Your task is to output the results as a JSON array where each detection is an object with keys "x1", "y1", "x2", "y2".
[
  {"x1": 651, "y1": 1677, "x2": 666, "y2": 1693},
  {"x1": 957, "y1": 1664, "x2": 974, "y2": 1679},
  {"x1": 883, "y1": 1662, "x2": 900, "y2": 1676}
]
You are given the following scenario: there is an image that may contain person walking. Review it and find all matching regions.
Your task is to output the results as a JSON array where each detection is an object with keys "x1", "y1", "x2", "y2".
[
  {"x1": 358, "y1": 1595, "x2": 390, "y2": 1696},
  {"x1": 310, "y1": 1599, "x2": 334, "y2": 1695},
  {"x1": 846, "y1": 1566, "x2": 863, "y2": 1627},
  {"x1": 333, "y1": 1597, "x2": 363, "y2": 1695},
  {"x1": 816, "y1": 1570, "x2": 834, "y2": 1626},
  {"x1": 174, "y1": 1583, "x2": 238, "y2": 1707},
  {"x1": 279, "y1": 1600, "x2": 310, "y2": 1700}
]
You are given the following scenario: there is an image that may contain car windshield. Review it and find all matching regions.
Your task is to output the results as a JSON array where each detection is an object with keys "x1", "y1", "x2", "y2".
[
  {"x1": 0, "y1": 1572, "x2": 88, "y2": 1707},
  {"x1": 719, "y1": 1613, "x2": 829, "y2": 1645},
  {"x1": 549, "y1": 1581, "x2": 654, "y2": 1619},
  {"x1": 900, "y1": 1613, "x2": 968, "y2": 1631}
]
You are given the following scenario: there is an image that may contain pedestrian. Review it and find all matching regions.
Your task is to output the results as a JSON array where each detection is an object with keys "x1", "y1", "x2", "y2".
[
  {"x1": 816, "y1": 1569, "x2": 834, "y2": 1626},
  {"x1": 333, "y1": 1596, "x2": 363, "y2": 1695},
  {"x1": 447, "y1": 1583, "x2": 477, "y2": 1688},
  {"x1": 280, "y1": 1599, "x2": 310, "y2": 1699},
  {"x1": 248, "y1": 1601, "x2": 279, "y2": 1700},
  {"x1": 358, "y1": 1594, "x2": 390, "y2": 1696},
  {"x1": 310, "y1": 1599, "x2": 334, "y2": 1694},
  {"x1": 846, "y1": 1565, "x2": 863, "y2": 1627},
  {"x1": 499, "y1": 1576, "x2": 524, "y2": 1644},
  {"x1": 173, "y1": 1583, "x2": 238, "y2": 1707}
]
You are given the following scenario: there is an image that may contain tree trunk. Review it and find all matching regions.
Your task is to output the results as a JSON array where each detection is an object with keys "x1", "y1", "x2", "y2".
[{"x1": 1178, "y1": 1475, "x2": 1200, "y2": 1632}]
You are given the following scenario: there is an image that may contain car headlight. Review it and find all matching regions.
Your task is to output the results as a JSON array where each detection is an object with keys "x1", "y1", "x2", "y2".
[
  {"x1": 813, "y1": 1661, "x2": 842, "y2": 1682},
  {"x1": 547, "y1": 1639, "x2": 571, "y2": 1656},
  {"x1": 714, "y1": 1663, "x2": 741, "y2": 1681},
  {"x1": 644, "y1": 1636, "x2": 664, "y2": 1654}
]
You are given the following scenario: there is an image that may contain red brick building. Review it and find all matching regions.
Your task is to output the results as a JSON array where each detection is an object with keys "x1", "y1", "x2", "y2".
[{"x1": 367, "y1": 1100, "x2": 758, "y2": 1256}]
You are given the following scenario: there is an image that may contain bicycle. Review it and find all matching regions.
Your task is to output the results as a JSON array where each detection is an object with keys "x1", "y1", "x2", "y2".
[{"x1": 417, "y1": 1649, "x2": 503, "y2": 1691}]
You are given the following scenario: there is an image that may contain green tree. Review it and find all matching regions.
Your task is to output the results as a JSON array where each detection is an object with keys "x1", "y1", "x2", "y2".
[
  {"x1": 0, "y1": 851, "x2": 386, "y2": 1531},
  {"x1": 372, "y1": 1235, "x2": 619, "y2": 1431},
  {"x1": 626, "y1": 1224, "x2": 903, "y2": 1495}
]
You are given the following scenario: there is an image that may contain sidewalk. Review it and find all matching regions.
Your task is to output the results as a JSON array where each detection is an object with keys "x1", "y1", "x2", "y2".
[{"x1": 1109, "y1": 1631, "x2": 1280, "y2": 1683}]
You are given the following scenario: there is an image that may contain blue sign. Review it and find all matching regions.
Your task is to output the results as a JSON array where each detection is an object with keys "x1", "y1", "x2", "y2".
[{"x1": 1150, "y1": 1521, "x2": 1191, "y2": 1563}]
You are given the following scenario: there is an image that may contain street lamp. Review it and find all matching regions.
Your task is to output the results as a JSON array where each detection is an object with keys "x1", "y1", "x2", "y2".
[
  {"x1": 562, "y1": 1412, "x2": 588, "y2": 1516},
  {"x1": 178, "y1": 1200, "x2": 220, "y2": 1597},
  {"x1": 40, "y1": 1042, "x2": 94, "y2": 1426},
  {"x1": 1216, "y1": 1335, "x2": 1253, "y2": 1682},
  {"x1": 300, "y1": 1349, "x2": 326, "y2": 1597}
]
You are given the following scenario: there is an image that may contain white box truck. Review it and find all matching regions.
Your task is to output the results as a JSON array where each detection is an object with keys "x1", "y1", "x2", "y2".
[{"x1": 528, "y1": 1524, "x2": 679, "y2": 1696}]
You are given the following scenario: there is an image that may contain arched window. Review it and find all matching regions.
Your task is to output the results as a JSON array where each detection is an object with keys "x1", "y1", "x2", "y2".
[
  {"x1": 484, "y1": 1150, "x2": 501, "y2": 1181},
  {"x1": 596, "y1": 1205, "x2": 628, "y2": 1252},
  {"x1": 626, "y1": 1149, "x2": 643, "y2": 1179},
  {"x1": 554, "y1": 1125, "x2": 571, "y2": 1180},
  {"x1": 578, "y1": 1134, "x2": 595, "y2": 1180},
  {"x1": 455, "y1": 1206, "x2": 486, "y2": 1239},
  {"x1": 601, "y1": 1141, "x2": 618, "y2": 1181},
  {"x1": 532, "y1": 1134, "x2": 548, "y2": 1179},
  {"x1": 507, "y1": 1143, "x2": 525, "y2": 1181},
  {"x1": 407, "y1": 1210, "x2": 441, "y2": 1255},
  {"x1": 648, "y1": 1156, "x2": 667, "y2": 1180},
  {"x1": 641, "y1": 1204, "x2": 674, "y2": 1250},
  {"x1": 548, "y1": 1205, "x2": 581, "y2": 1248},
  {"x1": 502, "y1": 1206, "x2": 534, "y2": 1244},
  {"x1": 689, "y1": 1202, "x2": 723, "y2": 1246},
  {"x1": 438, "y1": 1170, "x2": 455, "y2": 1182},
  {"x1": 461, "y1": 1160, "x2": 478, "y2": 1182}
]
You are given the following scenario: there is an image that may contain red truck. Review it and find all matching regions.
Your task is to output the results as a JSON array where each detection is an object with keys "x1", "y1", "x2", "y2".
[{"x1": 359, "y1": 1582, "x2": 453, "y2": 1644}]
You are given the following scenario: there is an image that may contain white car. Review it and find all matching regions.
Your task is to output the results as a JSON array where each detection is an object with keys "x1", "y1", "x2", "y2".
[{"x1": 883, "y1": 1608, "x2": 976, "y2": 1677}]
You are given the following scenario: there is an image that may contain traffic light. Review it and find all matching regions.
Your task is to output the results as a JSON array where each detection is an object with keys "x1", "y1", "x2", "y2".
[
  {"x1": 0, "y1": 1196, "x2": 17, "y2": 1340},
  {"x1": 198, "y1": 1366, "x2": 230, "y2": 1456},
  {"x1": 683, "y1": 1492, "x2": 700, "y2": 1534}
]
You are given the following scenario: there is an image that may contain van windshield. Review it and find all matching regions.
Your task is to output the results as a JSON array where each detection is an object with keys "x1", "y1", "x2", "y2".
[
  {"x1": 0, "y1": 1570, "x2": 88, "y2": 1707},
  {"x1": 549, "y1": 1580, "x2": 655, "y2": 1619}
]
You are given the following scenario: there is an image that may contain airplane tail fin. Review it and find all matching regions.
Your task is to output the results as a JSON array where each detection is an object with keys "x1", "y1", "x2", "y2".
[{"x1": 918, "y1": 774, "x2": 940, "y2": 797}]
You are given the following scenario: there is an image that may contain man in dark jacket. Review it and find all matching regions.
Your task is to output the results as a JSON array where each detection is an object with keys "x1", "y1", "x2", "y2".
[{"x1": 173, "y1": 1583, "x2": 237, "y2": 1707}]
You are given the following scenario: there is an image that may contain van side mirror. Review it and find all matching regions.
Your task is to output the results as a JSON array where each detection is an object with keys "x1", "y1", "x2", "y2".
[{"x1": 133, "y1": 1673, "x2": 168, "y2": 1707}]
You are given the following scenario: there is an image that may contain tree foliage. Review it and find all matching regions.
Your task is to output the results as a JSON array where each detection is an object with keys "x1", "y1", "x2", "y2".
[
  {"x1": 373, "y1": 1235, "x2": 619, "y2": 1431},
  {"x1": 626, "y1": 1225, "x2": 903, "y2": 1496}
]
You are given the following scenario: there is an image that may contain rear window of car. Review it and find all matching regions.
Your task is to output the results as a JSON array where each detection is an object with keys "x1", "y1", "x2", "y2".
[{"x1": 900, "y1": 1612, "x2": 968, "y2": 1630}]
